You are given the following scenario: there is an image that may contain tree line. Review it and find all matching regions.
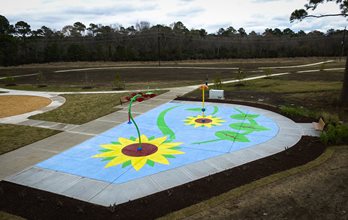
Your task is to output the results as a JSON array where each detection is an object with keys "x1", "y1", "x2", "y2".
[{"x1": 0, "y1": 15, "x2": 345, "y2": 66}]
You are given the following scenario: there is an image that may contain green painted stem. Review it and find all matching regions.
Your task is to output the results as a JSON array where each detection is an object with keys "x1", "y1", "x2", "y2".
[
  {"x1": 234, "y1": 108, "x2": 244, "y2": 114},
  {"x1": 157, "y1": 105, "x2": 180, "y2": 142},
  {"x1": 192, "y1": 139, "x2": 222, "y2": 145},
  {"x1": 128, "y1": 94, "x2": 142, "y2": 150}
]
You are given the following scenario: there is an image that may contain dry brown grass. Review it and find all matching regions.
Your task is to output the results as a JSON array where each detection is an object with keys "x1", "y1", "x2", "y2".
[{"x1": 0, "y1": 95, "x2": 51, "y2": 118}]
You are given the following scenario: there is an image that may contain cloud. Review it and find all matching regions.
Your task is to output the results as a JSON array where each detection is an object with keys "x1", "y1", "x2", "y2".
[
  {"x1": 250, "y1": 0, "x2": 283, "y2": 3},
  {"x1": 167, "y1": 7, "x2": 204, "y2": 18},
  {"x1": 63, "y1": 4, "x2": 157, "y2": 16},
  {"x1": 2, "y1": 0, "x2": 346, "y2": 34},
  {"x1": 205, "y1": 23, "x2": 232, "y2": 32}
]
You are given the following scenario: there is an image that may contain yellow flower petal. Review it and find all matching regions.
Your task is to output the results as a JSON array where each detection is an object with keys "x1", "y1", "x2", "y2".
[
  {"x1": 118, "y1": 137, "x2": 135, "y2": 146},
  {"x1": 149, "y1": 136, "x2": 167, "y2": 146},
  {"x1": 99, "y1": 144, "x2": 122, "y2": 150},
  {"x1": 132, "y1": 158, "x2": 147, "y2": 171},
  {"x1": 135, "y1": 134, "x2": 148, "y2": 143},
  {"x1": 148, "y1": 154, "x2": 169, "y2": 165},
  {"x1": 92, "y1": 151, "x2": 119, "y2": 158},
  {"x1": 158, "y1": 142, "x2": 182, "y2": 149},
  {"x1": 158, "y1": 148, "x2": 185, "y2": 155},
  {"x1": 105, "y1": 155, "x2": 130, "y2": 168}
]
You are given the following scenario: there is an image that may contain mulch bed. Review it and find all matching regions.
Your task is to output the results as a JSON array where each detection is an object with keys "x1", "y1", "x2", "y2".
[{"x1": 0, "y1": 100, "x2": 325, "y2": 220}]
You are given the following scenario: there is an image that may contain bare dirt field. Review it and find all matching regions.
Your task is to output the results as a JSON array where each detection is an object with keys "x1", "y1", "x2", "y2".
[{"x1": 0, "y1": 95, "x2": 51, "y2": 118}]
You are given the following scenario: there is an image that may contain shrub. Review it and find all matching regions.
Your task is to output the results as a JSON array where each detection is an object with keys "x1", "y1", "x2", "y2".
[
  {"x1": 235, "y1": 68, "x2": 246, "y2": 86},
  {"x1": 264, "y1": 68, "x2": 273, "y2": 79},
  {"x1": 279, "y1": 105, "x2": 317, "y2": 119},
  {"x1": 320, "y1": 112, "x2": 340, "y2": 125},
  {"x1": 320, "y1": 123, "x2": 348, "y2": 145},
  {"x1": 213, "y1": 75, "x2": 222, "y2": 89},
  {"x1": 112, "y1": 73, "x2": 125, "y2": 90},
  {"x1": 280, "y1": 106, "x2": 340, "y2": 123},
  {"x1": 36, "y1": 71, "x2": 46, "y2": 86}
]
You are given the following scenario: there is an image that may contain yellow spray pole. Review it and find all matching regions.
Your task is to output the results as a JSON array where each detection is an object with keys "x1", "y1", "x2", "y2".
[
  {"x1": 199, "y1": 84, "x2": 208, "y2": 120},
  {"x1": 202, "y1": 86, "x2": 205, "y2": 118}
]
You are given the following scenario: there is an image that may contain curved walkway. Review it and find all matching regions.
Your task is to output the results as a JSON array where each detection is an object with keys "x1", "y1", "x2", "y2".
[{"x1": 54, "y1": 60, "x2": 334, "y2": 73}]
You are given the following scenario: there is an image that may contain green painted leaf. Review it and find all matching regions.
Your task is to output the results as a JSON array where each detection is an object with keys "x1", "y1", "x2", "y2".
[
  {"x1": 148, "y1": 136, "x2": 155, "y2": 141},
  {"x1": 185, "y1": 108, "x2": 203, "y2": 112},
  {"x1": 129, "y1": 136, "x2": 136, "y2": 141},
  {"x1": 229, "y1": 123, "x2": 269, "y2": 133},
  {"x1": 122, "y1": 160, "x2": 131, "y2": 168},
  {"x1": 111, "y1": 141, "x2": 121, "y2": 145},
  {"x1": 215, "y1": 131, "x2": 250, "y2": 142},
  {"x1": 102, "y1": 156, "x2": 115, "y2": 161},
  {"x1": 99, "y1": 149, "x2": 112, "y2": 152},
  {"x1": 163, "y1": 154, "x2": 176, "y2": 158},
  {"x1": 157, "y1": 106, "x2": 180, "y2": 141},
  {"x1": 212, "y1": 106, "x2": 219, "y2": 115},
  {"x1": 232, "y1": 108, "x2": 259, "y2": 120},
  {"x1": 230, "y1": 114, "x2": 246, "y2": 120},
  {"x1": 245, "y1": 114, "x2": 260, "y2": 120},
  {"x1": 146, "y1": 160, "x2": 155, "y2": 167},
  {"x1": 229, "y1": 122, "x2": 244, "y2": 130},
  {"x1": 231, "y1": 113, "x2": 259, "y2": 120},
  {"x1": 171, "y1": 147, "x2": 181, "y2": 150},
  {"x1": 192, "y1": 139, "x2": 221, "y2": 145}
]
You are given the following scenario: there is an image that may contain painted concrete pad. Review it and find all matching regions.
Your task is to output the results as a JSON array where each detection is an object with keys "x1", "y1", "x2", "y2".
[
  {"x1": 6, "y1": 101, "x2": 302, "y2": 207},
  {"x1": 35, "y1": 102, "x2": 280, "y2": 183}
]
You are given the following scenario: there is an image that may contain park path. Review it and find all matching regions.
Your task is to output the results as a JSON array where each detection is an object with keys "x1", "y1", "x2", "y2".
[{"x1": 54, "y1": 60, "x2": 334, "y2": 73}]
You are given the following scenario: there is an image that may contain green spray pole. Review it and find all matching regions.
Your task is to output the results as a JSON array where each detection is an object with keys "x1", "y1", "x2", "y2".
[{"x1": 128, "y1": 94, "x2": 142, "y2": 151}]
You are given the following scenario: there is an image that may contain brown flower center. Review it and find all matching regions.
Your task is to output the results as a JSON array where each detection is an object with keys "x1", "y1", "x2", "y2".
[
  {"x1": 195, "y1": 118, "x2": 212, "y2": 124},
  {"x1": 122, "y1": 143, "x2": 158, "y2": 157}
]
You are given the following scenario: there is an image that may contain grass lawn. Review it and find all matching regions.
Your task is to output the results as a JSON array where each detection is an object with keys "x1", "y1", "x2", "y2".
[
  {"x1": 30, "y1": 91, "x2": 168, "y2": 124},
  {"x1": 162, "y1": 145, "x2": 347, "y2": 219},
  {"x1": 0, "y1": 79, "x2": 200, "y2": 92},
  {"x1": 183, "y1": 71, "x2": 347, "y2": 121},
  {"x1": 0, "y1": 211, "x2": 25, "y2": 220},
  {"x1": 0, "y1": 124, "x2": 60, "y2": 155},
  {"x1": 186, "y1": 78, "x2": 342, "y2": 98},
  {"x1": 224, "y1": 79, "x2": 341, "y2": 93}
]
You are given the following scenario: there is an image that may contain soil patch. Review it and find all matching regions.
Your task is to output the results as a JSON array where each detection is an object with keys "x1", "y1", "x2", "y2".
[
  {"x1": 0, "y1": 135, "x2": 325, "y2": 220},
  {"x1": 0, "y1": 95, "x2": 51, "y2": 118}
]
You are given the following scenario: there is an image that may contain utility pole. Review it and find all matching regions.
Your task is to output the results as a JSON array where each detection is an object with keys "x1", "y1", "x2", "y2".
[
  {"x1": 157, "y1": 26, "x2": 161, "y2": 66},
  {"x1": 341, "y1": 26, "x2": 346, "y2": 61}
]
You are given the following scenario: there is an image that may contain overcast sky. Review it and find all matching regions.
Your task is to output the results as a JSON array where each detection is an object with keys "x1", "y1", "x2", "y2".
[{"x1": 1, "y1": 0, "x2": 347, "y2": 34}]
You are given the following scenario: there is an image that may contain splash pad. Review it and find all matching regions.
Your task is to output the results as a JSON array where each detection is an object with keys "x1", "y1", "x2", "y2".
[
  {"x1": 8, "y1": 98, "x2": 302, "y2": 207},
  {"x1": 36, "y1": 101, "x2": 279, "y2": 183}
]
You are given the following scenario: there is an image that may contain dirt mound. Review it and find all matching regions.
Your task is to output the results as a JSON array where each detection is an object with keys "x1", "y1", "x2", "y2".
[{"x1": 0, "y1": 95, "x2": 51, "y2": 118}]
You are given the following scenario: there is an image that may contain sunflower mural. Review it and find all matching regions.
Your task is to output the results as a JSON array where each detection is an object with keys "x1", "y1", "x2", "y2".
[
  {"x1": 93, "y1": 135, "x2": 183, "y2": 171},
  {"x1": 184, "y1": 115, "x2": 225, "y2": 128},
  {"x1": 184, "y1": 106, "x2": 225, "y2": 128}
]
